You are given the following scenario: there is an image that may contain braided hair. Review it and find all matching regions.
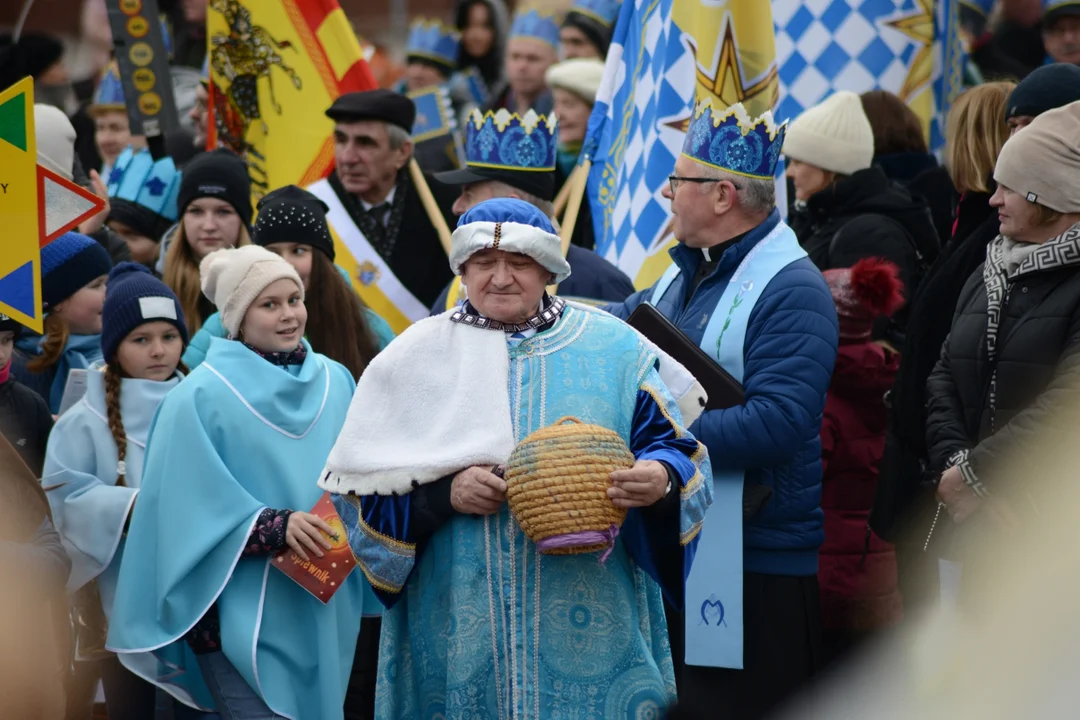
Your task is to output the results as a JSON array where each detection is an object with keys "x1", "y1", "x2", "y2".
[{"x1": 103, "y1": 359, "x2": 189, "y2": 486}]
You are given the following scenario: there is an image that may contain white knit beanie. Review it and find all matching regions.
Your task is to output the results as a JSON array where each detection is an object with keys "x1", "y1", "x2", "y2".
[
  {"x1": 199, "y1": 245, "x2": 305, "y2": 337},
  {"x1": 782, "y1": 91, "x2": 874, "y2": 176},
  {"x1": 545, "y1": 58, "x2": 605, "y2": 104},
  {"x1": 34, "y1": 103, "x2": 76, "y2": 180}
]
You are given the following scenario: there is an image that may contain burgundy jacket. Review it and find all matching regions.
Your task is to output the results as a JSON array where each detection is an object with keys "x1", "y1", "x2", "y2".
[{"x1": 818, "y1": 343, "x2": 903, "y2": 632}]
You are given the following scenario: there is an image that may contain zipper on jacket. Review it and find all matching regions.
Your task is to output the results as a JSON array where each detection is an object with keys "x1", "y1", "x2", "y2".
[{"x1": 923, "y1": 502, "x2": 946, "y2": 552}]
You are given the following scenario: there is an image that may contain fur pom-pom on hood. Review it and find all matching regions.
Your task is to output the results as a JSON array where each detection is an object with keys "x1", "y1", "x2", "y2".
[{"x1": 824, "y1": 258, "x2": 905, "y2": 340}]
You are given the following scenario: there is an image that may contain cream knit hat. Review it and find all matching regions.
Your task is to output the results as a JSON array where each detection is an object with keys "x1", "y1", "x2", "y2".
[
  {"x1": 545, "y1": 58, "x2": 605, "y2": 104},
  {"x1": 199, "y1": 245, "x2": 305, "y2": 337},
  {"x1": 782, "y1": 91, "x2": 875, "y2": 175},
  {"x1": 34, "y1": 103, "x2": 76, "y2": 180},
  {"x1": 994, "y1": 100, "x2": 1080, "y2": 214}
]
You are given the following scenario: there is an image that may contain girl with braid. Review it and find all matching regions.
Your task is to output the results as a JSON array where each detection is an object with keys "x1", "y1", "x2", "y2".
[{"x1": 43, "y1": 263, "x2": 191, "y2": 720}]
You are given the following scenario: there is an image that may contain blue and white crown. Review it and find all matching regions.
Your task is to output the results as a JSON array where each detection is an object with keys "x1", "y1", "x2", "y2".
[
  {"x1": 91, "y1": 63, "x2": 125, "y2": 112},
  {"x1": 406, "y1": 18, "x2": 461, "y2": 71},
  {"x1": 107, "y1": 147, "x2": 182, "y2": 221},
  {"x1": 568, "y1": 0, "x2": 621, "y2": 28},
  {"x1": 466, "y1": 109, "x2": 558, "y2": 172},
  {"x1": 510, "y1": 8, "x2": 562, "y2": 49},
  {"x1": 681, "y1": 100, "x2": 786, "y2": 180}
]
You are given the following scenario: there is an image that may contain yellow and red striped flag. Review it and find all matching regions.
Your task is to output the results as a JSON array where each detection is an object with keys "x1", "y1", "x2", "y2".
[{"x1": 206, "y1": 0, "x2": 376, "y2": 191}]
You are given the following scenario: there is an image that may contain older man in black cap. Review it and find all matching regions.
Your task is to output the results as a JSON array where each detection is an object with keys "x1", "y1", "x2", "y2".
[
  {"x1": 430, "y1": 108, "x2": 634, "y2": 312},
  {"x1": 306, "y1": 88, "x2": 458, "y2": 327}
]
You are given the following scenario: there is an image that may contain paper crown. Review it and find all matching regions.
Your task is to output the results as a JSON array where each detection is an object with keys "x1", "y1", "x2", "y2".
[
  {"x1": 466, "y1": 108, "x2": 558, "y2": 172},
  {"x1": 510, "y1": 8, "x2": 562, "y2": 49},
  {"x1": 681, "y1": 100, "x2": 786, "y2": 180},
  {"x1": 106, "y1": 147, "x2": 182, "y2": 221},
  {"x1": 91, "y1": 63, "x2": 125, "y2": 112},
  {"x1": 568, "y1": 0, "x2": 622, "y2": 28},
  {"x1": 406, "y1": 18, "x2": 461, "y2": 71}
]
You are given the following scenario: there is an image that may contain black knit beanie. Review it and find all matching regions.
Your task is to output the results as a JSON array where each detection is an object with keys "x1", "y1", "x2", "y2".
[
  {"x1": 176, "y1": 148, "x2": 253, "y2": 227},
  {"x1": 561, "y1": 12, "x2": 612, "y2": 58},
  {"x1": 1006, "y1": 63, "x2": 1080, "y2": 121},
  {"x1": 108, "y1": 198, "x2": 175, "y2": 244},
  {"x1": 252, "y1": 185, "x2": 335, "y2": 261},
  {"x1": 0, "y1": 32, "x2": 64, "y2": 89}
]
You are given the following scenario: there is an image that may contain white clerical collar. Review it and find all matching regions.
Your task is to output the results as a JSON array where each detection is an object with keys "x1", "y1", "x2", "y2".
[
  {"x1": 702, "y1": 247, "x2": 712, "y2": 262},
  {"x1": 360, "y1": 187, "x2": 395, "y2": 212}
]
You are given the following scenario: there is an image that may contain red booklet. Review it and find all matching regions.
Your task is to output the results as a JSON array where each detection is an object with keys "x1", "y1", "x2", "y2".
[{"x1": 272, "y1": 492, "x2": 357, "y2": 604}]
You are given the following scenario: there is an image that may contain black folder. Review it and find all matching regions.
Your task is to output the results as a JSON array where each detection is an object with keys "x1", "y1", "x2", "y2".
[
  {"x1": 628, "y1": 303, "x2": 772, "y2": 517},
  {"x1": 627, "y1": 302, "x2": 745, "y2": 410}
]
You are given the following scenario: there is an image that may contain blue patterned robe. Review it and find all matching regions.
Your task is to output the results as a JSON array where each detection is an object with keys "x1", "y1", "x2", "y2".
[{"x1": 344, "y1": 304, "x2": 713, "y2": 719}]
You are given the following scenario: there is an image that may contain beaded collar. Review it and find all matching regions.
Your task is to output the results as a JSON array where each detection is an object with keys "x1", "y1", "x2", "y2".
[
  {"x1": 450, "y1": 294, "x2": 566, "y2": 333},
  {"x1": 242, "y1": 341, "x2": 308, "y2": 367}
]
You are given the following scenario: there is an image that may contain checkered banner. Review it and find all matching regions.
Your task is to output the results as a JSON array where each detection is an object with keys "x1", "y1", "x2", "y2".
[
  {"x1": 584, "y1": 0, "x2": 964, "y2": 288},
  {"x1": 774, "y1": 0, "x2": 965, "y2": 152}
]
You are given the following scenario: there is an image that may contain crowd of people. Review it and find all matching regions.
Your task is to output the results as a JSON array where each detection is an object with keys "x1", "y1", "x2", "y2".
[{"x1": 2, "y1": 0, "x2": 1080, "y2": 718}]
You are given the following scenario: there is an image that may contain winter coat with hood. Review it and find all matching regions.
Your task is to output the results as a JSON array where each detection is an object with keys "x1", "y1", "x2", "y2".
[
  {"x1": 872, "y1": 189, "x2": 1000, "y2": 540},
  {"x1": 819, "y1": 343, "x2": 903, "y2": 632},
  {"x1": 790, "y1": 165, "x2": 941, "y2": 345},
  {"x1": 926, "y1": 221, "x2": 1080, "y2": 501}
]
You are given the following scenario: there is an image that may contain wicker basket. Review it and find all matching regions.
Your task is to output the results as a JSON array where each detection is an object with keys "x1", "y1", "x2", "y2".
[{"x1": 505, "y1": 417, "x2": 634, "y2": 556}]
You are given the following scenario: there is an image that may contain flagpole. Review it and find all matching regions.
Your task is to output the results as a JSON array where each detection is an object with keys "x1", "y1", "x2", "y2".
[
  {"x1": 559, "y1": 157, "x2": 591, "y2": 255},
  {"x1": 407, "y1": 158, "x2": 453, "y2": 256},
  {"x1": 552, "y1": 165, "x2": 578, "y2": 219}
]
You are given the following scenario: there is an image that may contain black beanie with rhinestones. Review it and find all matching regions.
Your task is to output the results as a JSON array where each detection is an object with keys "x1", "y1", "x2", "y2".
[{"x1": 252, "y1": 185, "x2": 335, "y2": 261}]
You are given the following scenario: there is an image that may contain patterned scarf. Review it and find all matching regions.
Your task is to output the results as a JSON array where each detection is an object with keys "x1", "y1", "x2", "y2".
[
  {"x1": 329, "y1": 170, "x2": 408, "y2": 259},
  {"x1": 242, "y1": 341, "x2": 308, "y2": 367},
  {"x1": 982, "y1": 221, "x2": 1080, "y2": 433},
  {"x1": 451, "y1": 294, "x2": 565, "y2": 333}
]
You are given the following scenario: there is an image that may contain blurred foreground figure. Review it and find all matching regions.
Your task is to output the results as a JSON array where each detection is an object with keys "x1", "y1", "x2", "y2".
[{"x1": 0, "y1": 436, "x2": 71, "y2": 720}]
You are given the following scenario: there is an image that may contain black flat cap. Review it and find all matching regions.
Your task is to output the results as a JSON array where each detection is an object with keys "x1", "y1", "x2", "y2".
[
  {"x1": 326, "y1": 89, "x2": 416, "y2": 131},
  {"x1": 1046, "y1": 3, "x2": 1080, "y2": 26},
  {"x1": 435, "y1": 165, "x2": 556, "y2": 202}
]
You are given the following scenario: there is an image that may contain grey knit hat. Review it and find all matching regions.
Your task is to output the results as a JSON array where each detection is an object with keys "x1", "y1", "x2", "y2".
[{"x1": 994, "y1": 100, "x2": 1080, "y2": 214}]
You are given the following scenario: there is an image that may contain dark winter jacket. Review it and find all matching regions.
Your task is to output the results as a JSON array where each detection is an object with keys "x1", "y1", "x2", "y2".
[
  {"x1": 790, "y1": 166, "x2": 941, "y2": 345},
  {"x1": 818, "y1": 343, "x2": 902, "y2": 632},
  {"x1": 607, "y1": 210, "x2": 840, "y2": 576},
  {"x1": 871, "y1": 191, "x2": 999, "y2": 540},
  {"x1": 926, "y1": 223, "x2": 1080, "y2": 497},
  {"x1": 0, "y1": 372, "x2": 53, "y2": 477},
  {"x1": 874, "y1": 154, "x2": 957, "y2": 252}
]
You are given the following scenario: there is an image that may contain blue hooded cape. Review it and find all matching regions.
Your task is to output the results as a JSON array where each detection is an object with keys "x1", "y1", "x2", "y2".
[{"x1": 107, "y1": 338, "x2": 368, "y2": 718}]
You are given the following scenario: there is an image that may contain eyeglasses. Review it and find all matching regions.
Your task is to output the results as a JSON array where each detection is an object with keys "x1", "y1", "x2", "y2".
[{"x1": 668, "y1": 176, "x2": 740, "y2": 195}]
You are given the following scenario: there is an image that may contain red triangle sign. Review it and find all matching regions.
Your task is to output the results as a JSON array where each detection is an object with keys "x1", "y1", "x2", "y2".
[{"x1": 37, "y1": 166, "x2": 106, "y2": 247}]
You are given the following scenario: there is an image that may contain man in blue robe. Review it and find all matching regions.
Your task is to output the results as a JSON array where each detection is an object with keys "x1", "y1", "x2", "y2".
[
  {"x1": 319, "y1": 197, "x2": 712, "y2": 718},
  {"x1": 606, "y1": 101, "x2": 840, "y2": 719}
]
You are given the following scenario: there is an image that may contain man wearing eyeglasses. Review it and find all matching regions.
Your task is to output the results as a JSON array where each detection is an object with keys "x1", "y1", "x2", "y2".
[{"x1": 606, "y1": 101, "x2": 839, "y2": 720}]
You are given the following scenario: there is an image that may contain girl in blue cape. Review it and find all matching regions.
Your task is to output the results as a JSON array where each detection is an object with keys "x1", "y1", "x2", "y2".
[
  {"x1": 107, "y1": 245, "x2": 367, "y2": 720},
  {"x1": 12, "y1": 232, "x2": 113, "y2": 414},
  {"x1": 182, "y1": 185, "x2": 396, "y2": 377},
  {"x1": 44, "y1": 262, "x2": 193, "y2": 718}
]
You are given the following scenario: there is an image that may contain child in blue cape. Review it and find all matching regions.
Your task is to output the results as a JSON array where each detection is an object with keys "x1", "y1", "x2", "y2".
[
  {"x1": 44, "y1": 263, "x2": 193, "y2": 719},
  {"x1": 12, "y1": 232, "x2": 112, "y2": 414},
  {"x1": 182, "y1": 185, "x2": 395, "y2": 378},
  {"x1": 108, "y1": 246, "x2": 368, "y2": 720}
]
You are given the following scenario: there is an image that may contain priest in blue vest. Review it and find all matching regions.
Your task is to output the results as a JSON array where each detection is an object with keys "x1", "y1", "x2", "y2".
[
  {"x1": 319, "y1": 197, "x2": 713, "y2": 719},
  {"x1": 606, "y1": 100, "x2": 840, "y2": 719},
  {"x1": 432, "y1": 107, "x2": 635, "y2": 311}
]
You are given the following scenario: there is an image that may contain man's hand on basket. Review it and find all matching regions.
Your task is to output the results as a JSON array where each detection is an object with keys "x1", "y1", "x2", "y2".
[
  {"x1": 608, "y1": 460, "x2": 669, "y2": 509},
  {"x1": 451, "y1": 466, "x2": 507, "y2": 515}
]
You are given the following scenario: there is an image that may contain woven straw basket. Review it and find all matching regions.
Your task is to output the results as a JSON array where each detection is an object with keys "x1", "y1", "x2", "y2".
[{"x1": 505, "y1": 417, "x2": 635, "y2": 556}]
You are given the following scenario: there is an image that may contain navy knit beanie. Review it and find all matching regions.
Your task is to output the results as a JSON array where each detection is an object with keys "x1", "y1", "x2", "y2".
[
  {"x1": 101, "y1": 263, "x2": 188, "y2": 364},
  {"x1": 41, "y1": 232, "x2": 113, "y2": 312},
  {"x1": 1006, "y1": 64, "x2": 1080, "y2": 121}
]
